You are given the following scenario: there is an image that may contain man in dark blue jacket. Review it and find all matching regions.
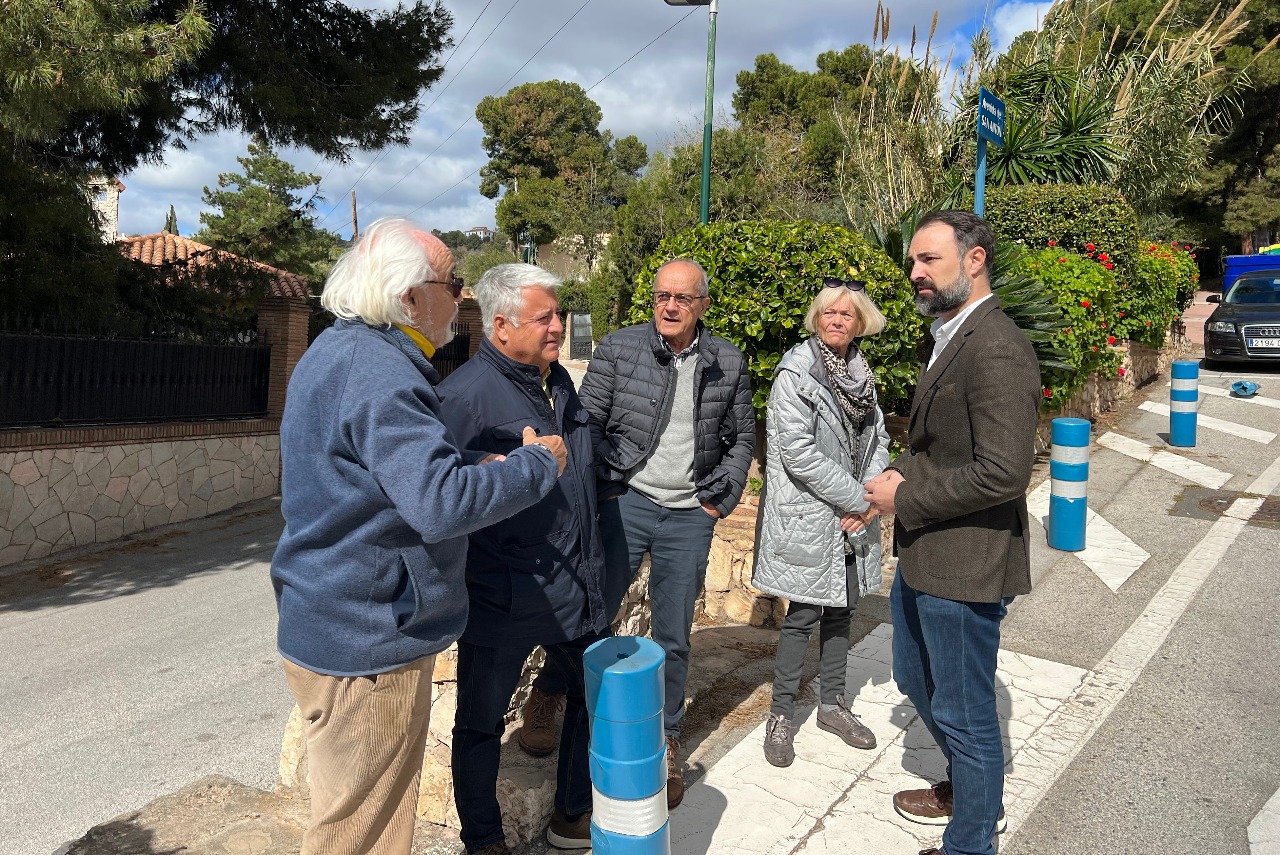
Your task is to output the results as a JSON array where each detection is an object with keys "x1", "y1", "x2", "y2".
[{"x1": 437, "y1": 263, "x2": 612, "y2": 855}]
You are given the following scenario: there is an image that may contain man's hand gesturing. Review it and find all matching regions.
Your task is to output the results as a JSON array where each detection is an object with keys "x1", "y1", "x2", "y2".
[{"x1": 523, "y1": 426, "x2": 567, "y2": 476}]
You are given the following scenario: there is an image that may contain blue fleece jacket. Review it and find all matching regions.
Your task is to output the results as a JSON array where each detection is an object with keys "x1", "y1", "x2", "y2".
[{"x1": 271, "y1": 319, "x2": 560, "y2": 676}]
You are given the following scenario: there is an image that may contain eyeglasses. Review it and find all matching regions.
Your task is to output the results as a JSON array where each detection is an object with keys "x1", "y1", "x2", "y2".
[
  {"x1": 653, "y1": 291, "x2": 707, "y2": 308},
  {"x1": 823, "y1": 277, "x2": 867, "y2": 292},
  {"x1": 426, "y1": 277, "x2": 464, "y2": 299}
]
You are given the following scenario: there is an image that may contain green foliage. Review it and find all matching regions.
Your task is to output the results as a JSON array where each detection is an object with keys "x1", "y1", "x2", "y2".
[
  {"x1": 477, "y1": 80, "x2": 647, "y2": 270},
  {"x1": 1115, "y1": 240, "x2": 1193, "y2": 346},
  {"x1": 432, "y1": 229, "x2": 486, "y2": 252},
  {"x1": 191, "y1": 139, "x2": 344, "y2": 282},
  {"x1": 986, "y1": 184, "x2": 1140, "y2": 281},
  {"x1": 163, "y1": 205, "x2": 178, "y2": 234},
  {"x1": 626, "y1": 220, "x2": 923, "y2": 415},
  {"x1": 23, "y1": 0, "x2": 453, "y2": 176},
  {"x1": 458, "y1": 243, "x2": 519, "y2": 287},
  {"x1": 0, "y1": 0, "x2": 210, "y2": 147},
  {"x1": 116, "y1": 253, "x2": 276, "y2": 343},
  {"x1": 1018, "y1": 248, "x2": 1124, "y2": 409},
  {"x1": 1169, "y1": 242, "x2": 1201, "y2": 310},
  {"x1": 0, "y1": 145, "x2": 122, "y2": 320}
]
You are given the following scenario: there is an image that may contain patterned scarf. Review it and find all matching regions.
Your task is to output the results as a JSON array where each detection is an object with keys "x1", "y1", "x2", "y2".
[{"x1": 817, "y1": 339, "x2": 876, "y2": 432}]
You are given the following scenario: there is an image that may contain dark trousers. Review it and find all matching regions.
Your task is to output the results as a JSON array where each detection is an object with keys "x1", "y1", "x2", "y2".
[
  {"x1": 770, "y1": 557, "x2": 860, "y2": 718},
  {"x1": 891, "y1": 571, "x2": 1008, "y2": 855},
  {"x1": 451, "y1": 628, "x2": 609, "y2": 852}
]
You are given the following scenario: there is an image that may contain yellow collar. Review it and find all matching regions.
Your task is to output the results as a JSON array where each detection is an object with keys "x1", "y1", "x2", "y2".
[{"x1": 394, "y1": 324, "x2": 436, "y2": 359}]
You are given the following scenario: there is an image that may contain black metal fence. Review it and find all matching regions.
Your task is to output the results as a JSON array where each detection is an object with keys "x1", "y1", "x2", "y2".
[
  {"x1": 0, "y1": 333, "x2": 271, "y2": 428},
  {"x1": 431, "y1": 323, "x2": 473, "y2": 380}
]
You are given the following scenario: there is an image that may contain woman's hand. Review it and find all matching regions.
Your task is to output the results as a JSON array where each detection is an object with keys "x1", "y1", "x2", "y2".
[{"x1": 840, "y1": 512, "x2": 864, "y2": 533}]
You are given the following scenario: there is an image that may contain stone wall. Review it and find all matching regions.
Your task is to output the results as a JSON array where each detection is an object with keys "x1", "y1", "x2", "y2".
[{"x1": 0, "y1": 436, "x2": 280, "y2": 568}]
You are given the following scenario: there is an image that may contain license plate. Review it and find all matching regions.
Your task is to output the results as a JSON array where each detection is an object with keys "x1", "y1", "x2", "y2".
[{"x1": 1248, "y1": 338, "x2": 1280, "y2": 348}]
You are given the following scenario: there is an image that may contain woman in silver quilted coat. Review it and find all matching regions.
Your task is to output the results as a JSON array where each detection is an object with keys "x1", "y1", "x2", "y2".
[{"x1": 752, "y1": 279, "x2": 892, "y2": 767}]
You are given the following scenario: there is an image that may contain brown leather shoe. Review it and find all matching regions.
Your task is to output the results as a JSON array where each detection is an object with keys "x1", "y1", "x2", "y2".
[
  {"x1": 894, "y1": 780, "x2": 1007, "y2": 833},
  {"x1": 516, "y1": 687, "x2": 563, "y2": 757},
  {"x1": 546, "y1": 807, "x2": 592, "y2": 850},
  {"x1": 894, "y1": 780, "x2": 953, "y2": 825},
  {"x1": 665, "y1": 735, "x2": 684, "y2": 809}
]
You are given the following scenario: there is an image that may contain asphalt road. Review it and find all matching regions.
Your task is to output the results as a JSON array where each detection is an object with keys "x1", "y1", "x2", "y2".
[{"x1": 0, "y1": 502, "x2": 294, "y2": 855}]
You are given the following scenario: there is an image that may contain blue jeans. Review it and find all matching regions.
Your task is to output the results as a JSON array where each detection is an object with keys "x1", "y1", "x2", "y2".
[
  {"x1": 598, "y1": 486, "x2": 719, "y2": 737},
  {"x1": 891, "y1": 572, "x2": 1008, "y2": 855},
  {"x1": 452, "y1": 628, "x2": 609, "y2": 852}
]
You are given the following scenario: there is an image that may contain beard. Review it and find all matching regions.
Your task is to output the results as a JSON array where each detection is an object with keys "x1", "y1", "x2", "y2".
[
  {"x1": 420, "y1": 302, "x2": 458, "y2": 348},
  {"x1": 914, "y1": 269, "x2": 973, "y2": 317}
]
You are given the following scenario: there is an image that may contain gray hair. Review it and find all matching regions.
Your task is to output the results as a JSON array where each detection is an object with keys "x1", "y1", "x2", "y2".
[
  {"x1": 475, "y1": 263, "x2": 562, "y2": 338},
  {"x1": 320, "y1": 218, "x2": 448, "y2": 327},
  {"x1": 655, "y1": 258, "x2": 709, "y2": 297}
]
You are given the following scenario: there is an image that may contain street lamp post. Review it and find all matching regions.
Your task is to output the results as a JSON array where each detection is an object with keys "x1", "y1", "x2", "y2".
[{"x1": 665, "y1": 0, "x2": 716, "y2": 224}]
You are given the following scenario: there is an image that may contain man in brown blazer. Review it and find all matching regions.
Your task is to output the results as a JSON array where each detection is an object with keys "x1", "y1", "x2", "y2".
[{"x1": 864, "y1": 210, "x2": 1041, "y2": 855}]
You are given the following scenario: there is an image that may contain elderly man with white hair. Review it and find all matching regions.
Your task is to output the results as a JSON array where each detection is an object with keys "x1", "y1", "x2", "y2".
[
  {"x1": 271, "y1": 221, "x2": 567, "y2": 855},
  {"x1": 437, "y1": 263, "x2": 612, "y2": 855}
]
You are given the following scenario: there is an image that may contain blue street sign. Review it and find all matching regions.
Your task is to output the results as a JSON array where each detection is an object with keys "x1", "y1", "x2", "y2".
[{"x1": 978, "y1": 87, "x2": 1006, "y2": 147}]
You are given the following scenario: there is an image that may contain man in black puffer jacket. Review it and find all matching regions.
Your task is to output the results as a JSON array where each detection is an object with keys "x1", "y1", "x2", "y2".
[{"x1": 584, "y1": 257, "x2": 753, "y2": 808}]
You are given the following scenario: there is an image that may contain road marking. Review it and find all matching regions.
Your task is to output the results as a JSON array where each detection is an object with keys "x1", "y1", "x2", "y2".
[
  {"x1": 1096, "y1": 432, "x2": 1232, "y2": 489},
  {"x1": 1026, "y1": 480, "x2": 1149, "y2": 592},
  {"x1": 1249, "y1": 786, "x2": 1280, "y2": 855},
  {"x1": 1003, "y1": 453, "x2": 1280, "y2": 840},
  {"x1": 673, "y1": 625, "x2": 1088, "y2": 855},
  {"x1": 1138, "y1": 400, "x2": 1276, "y2": 444},
  {"x1": 1196, "y1": 384, "x2": 1280, "y2": 411}
]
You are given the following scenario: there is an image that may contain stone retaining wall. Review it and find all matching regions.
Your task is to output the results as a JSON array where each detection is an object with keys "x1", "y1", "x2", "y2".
[{"x1": 0, "y1": 435, "x2": 280, "y2": 568}]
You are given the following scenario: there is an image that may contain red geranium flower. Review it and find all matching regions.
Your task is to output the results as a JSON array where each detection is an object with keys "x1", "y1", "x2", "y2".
[
  {"x1": 1091, "y1": 345, "x2": 1098, "y2": 351},
  {"x1": 1118, "y1": 312, "x2": 1125, "y2": 317},
  {"x1": 1086, "y1": 243, "x2": 1096, "y2": 251},
  {"x1": 1108, "y1": 336, "x2": 1116, "y2": 345},
  {"x1": 1081, "y1": 299, "x2": 1091, "y2": 307},
  {"x1": 1044, "y1": 388, "x2": 1053, "y2": 398},
  {"x1": 1047, "y1": 240, "x2": 1057, "y2": 246},
  {"x1": 1104, "y1": 262, "x2": 1114, "y2": 269},
  {"x1": 1098, "y1": 253, "x2": 1109, "y2": 261},
  {"x1": 1118, "y1": 367, "x2": 1127, "y2": 377},
  {"x1": 1101, "y1": 322, "x2": 1107, "y2": 328}
]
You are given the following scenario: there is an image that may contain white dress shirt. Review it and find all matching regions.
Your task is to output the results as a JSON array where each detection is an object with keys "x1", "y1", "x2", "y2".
[{"x1": 927, "y1": 293, "x2": 994, "y2": 370}]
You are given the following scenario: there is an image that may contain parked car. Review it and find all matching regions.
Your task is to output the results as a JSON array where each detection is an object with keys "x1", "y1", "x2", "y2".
[{"x1": 1204, "y1": 270, "x2": 1280, "y2": 366}]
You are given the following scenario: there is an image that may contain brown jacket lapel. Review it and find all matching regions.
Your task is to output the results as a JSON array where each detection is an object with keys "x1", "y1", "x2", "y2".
[{"x1": 908, "y1": 296, "x2": 1003, "y2": 427}]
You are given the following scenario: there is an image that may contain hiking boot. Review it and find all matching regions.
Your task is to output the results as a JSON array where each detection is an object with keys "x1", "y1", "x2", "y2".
[
  {"x1": 516, "y1": 686, "x2": 563, "y2": 757},
  {"x1": 815, "y1": 695, "x2": 876, "y2": 749},
  {"x1": 763, "y1": 713, "x2": 795, "y2": 767},
  {"x1": 546, "y1": 807, "x2": 592, "y2": 850},
  {"x1": 665, "y1": 735, "x2": 684, "y2": 809},
  {"x1": 893, "y1": 780, "x2": 1007, "y2": 833}
]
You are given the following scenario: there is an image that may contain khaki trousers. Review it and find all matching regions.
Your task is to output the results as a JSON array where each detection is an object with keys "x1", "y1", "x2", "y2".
[{"x1": 283, "y1": 656, "x2": 435, "y2": 855}]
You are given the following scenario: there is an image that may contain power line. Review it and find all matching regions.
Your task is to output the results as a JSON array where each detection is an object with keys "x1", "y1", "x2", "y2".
[
  {"x1": 397, "y1": 7, "x2": 700, "y2": 224},
  {"x1": 315, "y1": 0, "x2": 509, "y2": 227},
  {"x1": 334, "y1": 0, "x2": 595, "y2": 227}
]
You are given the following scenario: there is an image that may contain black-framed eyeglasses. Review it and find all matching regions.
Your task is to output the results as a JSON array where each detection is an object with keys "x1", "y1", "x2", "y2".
[
  {"x1": 427, "y1": 277, "x2": 464, "y2": 299},
  {"x1": 823, "y1": 277, "x2": 867, "y2": 292},
  {"x1": 653, "y1": 291, "x2": 707, "y2": 308}
]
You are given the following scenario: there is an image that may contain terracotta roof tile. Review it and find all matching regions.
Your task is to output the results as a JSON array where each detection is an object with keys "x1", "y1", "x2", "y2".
[{"x1": 117, "y1": 232, "x2": 312, "y2": 300}]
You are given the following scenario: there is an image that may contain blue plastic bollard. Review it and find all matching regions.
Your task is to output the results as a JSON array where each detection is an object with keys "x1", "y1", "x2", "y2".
[
  {"x1": 1047, "y1": 417, "x2": 1090, "y2": 552},
  {"x1": 1169, "y1": 361, "x2": 1199, "y2": 447},
  {"x1": 584, "y1": 636, "x2": 670, "y2": 855}
]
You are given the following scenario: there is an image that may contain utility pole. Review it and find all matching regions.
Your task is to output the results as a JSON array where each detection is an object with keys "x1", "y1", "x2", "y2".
[
  {"x1": 351, "y1": 190, "x2": 358, "y2": 239},
  {"x1": 664, "y1": 0, "x2": 716, "y2": 224}
]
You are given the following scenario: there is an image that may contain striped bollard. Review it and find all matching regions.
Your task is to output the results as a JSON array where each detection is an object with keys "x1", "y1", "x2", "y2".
[
  {"x1": 1169, "y1": 360, "x2": 1199, "y2": 447},
  {"x1": 1048, "y1": 417, "x2": 1090, "y2": 552},
  {"x1": 584, "y1": 636, "x2": 669, "y2": 855}
]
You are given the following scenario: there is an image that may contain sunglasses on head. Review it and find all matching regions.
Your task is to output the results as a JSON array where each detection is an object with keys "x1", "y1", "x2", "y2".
[{"x1": 823, "y1": 277, "x2": 867, "y2": 292}]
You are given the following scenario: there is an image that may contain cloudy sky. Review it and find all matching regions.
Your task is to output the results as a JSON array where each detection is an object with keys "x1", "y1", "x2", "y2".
[{"x1": 115, "y1": 0, "x2": 1052, "y2": 241}]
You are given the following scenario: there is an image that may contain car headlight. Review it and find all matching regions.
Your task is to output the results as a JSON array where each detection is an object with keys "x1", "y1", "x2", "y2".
[{"x1": 1207, "y1": 321, "x2": 1236, "y2": 333}]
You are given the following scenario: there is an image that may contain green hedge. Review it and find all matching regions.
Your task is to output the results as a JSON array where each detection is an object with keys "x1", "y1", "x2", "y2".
[
  {"x1": 1018, "y1": 248, "x2": 1124, "y2": 409},
  {"x1": 628, "y1": 220, "x2": 923, "y2": 414},
  {"x1": 986, "y1": 184, "x2": 1140, "y2": 285}
]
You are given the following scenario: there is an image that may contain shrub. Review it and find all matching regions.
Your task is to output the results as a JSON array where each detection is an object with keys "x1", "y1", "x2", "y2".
[
  {"x1": 628, "y1": 220, "x2": 923, "y2": 414},
  {"x1": 1169, "y1": 242, "x2": 1200, "y2": 311},
  {"x1": 986, "y1": 184, "x2": 1140, "y2": 284},
  {"x1": 1017, "y1": 248, "x2": 1123, "y2": 409},
  {"x1": 1116, "y1": 242, "x2": 1183, "y2": 347}
]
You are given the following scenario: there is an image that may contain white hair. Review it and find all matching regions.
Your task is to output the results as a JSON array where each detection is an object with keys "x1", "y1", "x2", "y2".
[
  {"x1": 320, "y1": 218, "x2": 442, "y2": 327},
  {"x1": 475, "y1": 263, "x2": 562, "y2": 338}
]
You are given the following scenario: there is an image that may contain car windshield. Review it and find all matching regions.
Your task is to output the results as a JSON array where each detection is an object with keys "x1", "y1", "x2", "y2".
[{"x1": 1225, "y1": 275, "x2": 1280, "y2": 305}]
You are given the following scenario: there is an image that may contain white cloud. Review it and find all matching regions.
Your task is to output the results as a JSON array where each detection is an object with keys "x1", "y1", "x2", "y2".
[
  {"x1": 990, "y1": 0, "x2": 1051, "y2": 52},
  {"x1": 117, "y1": 0, "x2": 1012, "y2": 241}
]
